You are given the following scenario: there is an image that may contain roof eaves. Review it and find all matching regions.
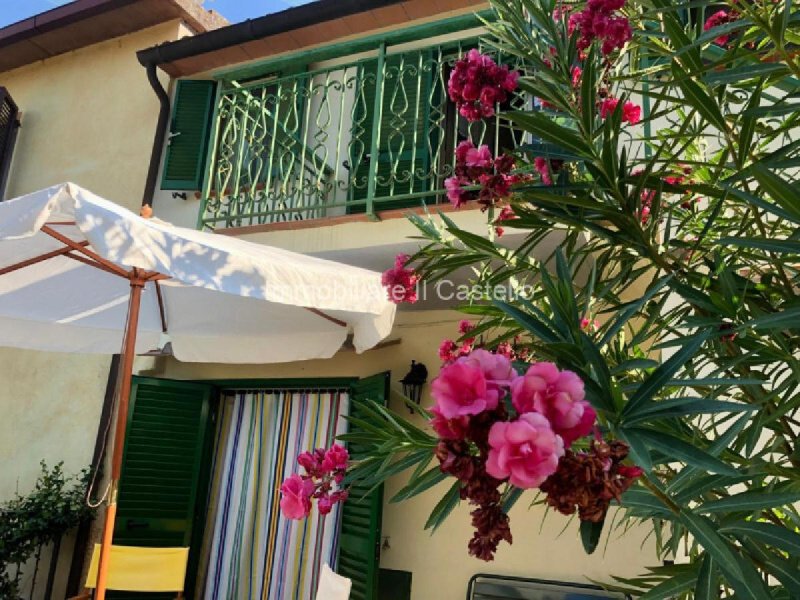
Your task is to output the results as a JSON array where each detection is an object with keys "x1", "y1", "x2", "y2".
[
  {"x1": 0, "y1": 0, "x2": 227, "y2": 51},
  {"x1": 137, "y1": 0, "x2": 404, "y2": 67}
]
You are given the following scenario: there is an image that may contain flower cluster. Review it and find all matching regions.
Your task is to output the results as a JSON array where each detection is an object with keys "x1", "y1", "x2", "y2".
[
  {"x1": 280, "y1": 444, "x2": 350, "y2": 519},
  {"x1": 599, "y1": 97, "x2": 641, "y2": 125},
  {"x1": 493, "y1": 205, "x2": 518, "y2": 237},
  {"x1": 704, "y1": 9, "x2": 737, "y2": 46},
  {"x1": 381, "y1": 253, "x2": 419, "y2": 304},
  {"x1": 439, "y1": 320, "x2": 476, "y2": 363},
  {"x1": 540, "y1": 439, "x2": 642, "y2": 522},
  {"x1": 570, "y1": 0, "x2": 632, "y2": 56},
  {"x1": 445, "y1": 141, "x2": 519, "y2": 209},
  {"x1": 534, "y1": 157, "x2": 564, "y2": 186},
  {"x1": 632, "y1": 164, "x2": 699, "y2": 224},
  {"x1": 440, "y1": 322, "x2": 529, "y2": 365},
  {"x1": 448, "y1": 49, "x2": 520, "y2": 122},
  {"x1": 429, "y1": 348, "x2": 601, "y2": 560},
  {"x1": 580, "y1": 317, "x2": 600, "y2": 332}
]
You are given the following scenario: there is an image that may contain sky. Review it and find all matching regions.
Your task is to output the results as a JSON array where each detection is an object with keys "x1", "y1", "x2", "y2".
[{"x1": 0, "y1": 0, "x2": 316, "y2": 29}]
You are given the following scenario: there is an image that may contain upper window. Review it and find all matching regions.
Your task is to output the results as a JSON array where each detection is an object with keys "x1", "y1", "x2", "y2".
[{"x1": 0, "y1": 88, "x2": 20, "y2": 200}]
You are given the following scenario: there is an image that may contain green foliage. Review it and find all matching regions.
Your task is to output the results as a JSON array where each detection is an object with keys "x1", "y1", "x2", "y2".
[
  {"x1": 346, "y1": 0, "x2": 800, "y2": 596},
  {"x1": 0, "y1": 462, "x2": 94, "y2": 599}
]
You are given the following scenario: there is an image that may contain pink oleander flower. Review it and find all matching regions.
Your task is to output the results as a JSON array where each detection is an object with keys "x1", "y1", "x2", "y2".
[
  {"x1": 459, "y1": 319, "x2": 475, "y2": 335},
  {"x1": 553, "y1": 4, "x2": 573, "y2": 23},
  {"x1": 704, "y1": 9, "x2": 734, "y2": 46},
  {"x1": 600, "y1": 98, "x2": 641, "y2": 125},
  {"x1": 321, "y1": 444, "x2": 349, "y2": 472},
  {"x1": 600, "y1": 97, "x2": 619, "y2": 119},
  {"x1": 448, "y1": 49, "x2": 520, "y2": 122},
  {"x1": 580, "y1": 317, "x2": 599, "y2": 332},
  {"x1": 486, "y1": 412, "x2": 565, "y2": 488},
  {"x1": 617, "y1": 464, "x2": 644, "y2": 479},
  {"x1": 317, "y1": 494, "x2": 333, "y2": 515},
  {"x1": 572, "y1": 0, "x2": 631, "y2": 56},
  {"x1": 622, "y1": 101, "x2": 641, "y2": 124},
  {"x1": 571, "y1": 66, "x2": 583, "y2": 88},
  {"x1": 478, "y1": 173, "x2": 513, "y2": 205},
  {"x1": 430, "y1": 406, "x2": 470, "y2": 440},
  {"x1": 534, "y1": 157, "x2": 554, "y2": 185},
  {"x1": 431, "y1": 360, "x2": 499, "y2": 419},
  {"x1": 318, "y1": 490, "x2": 349, "y2": 515},
  {"x1": 601, "y1": 17, "x2": 632, "y2": 55},
  {"x1": 534, "y1": 158, "x2": 564, "y2": 186},
  {"x1": 455, "y1": 140, "x2": 474, "y2": 164},
  {"x1": 511, "y1": 362, "x2": 596, "y2": 446},
  {"x1": 494, "y1": 154, "x2": 515, "y2": 175},
  {"x1": 297, "y1": 451, "x2": 317, "y2": 474},
  {"x1": 439, "y1": 339, "x2": 459, "y2": 363},
  {"x1": 450, "y1": 141, "x2": 517, "y2": 209},
  {"x1": 496, "y1": 206, "x2": 516, "y2": 223},
  {"x1": 502, "y1": 69, "x2": 520, "y2": 92},
  {"x1": 495, "y1": 341, "x2": 514, "y2": 358},
  {"x1": 493, "y1": 205, "x2": 517, "y2": 237},
  {"x1": 458, "y1": 348, "x2": 517, "y2": 392},
  {"x1": 382, "y1": 253, "x2": 419, "y2": 303},
  {"x1": 537, "y1": 97, "x2": 557, "y2": 111},
  {"x1": 445, "y1": 175, "x2": 471, "y2": 208},
  {"x1": 568, "y1": 12, "x2": 579, "y2": 35},
  {"x1": 280, "y1": 474, "x2": 314, "y2": 519},
  {"x1": 465, "y1": 144, "x2": 493, "y2": 168}
]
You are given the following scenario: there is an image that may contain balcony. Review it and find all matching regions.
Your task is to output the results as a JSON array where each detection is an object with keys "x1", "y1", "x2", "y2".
[{"x1": 198, "y1": 39, "x2": 527, "y2": 230}]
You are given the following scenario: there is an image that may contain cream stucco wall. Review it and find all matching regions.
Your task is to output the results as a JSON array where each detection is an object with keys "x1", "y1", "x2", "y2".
[
  {"x1": 0, "y1": 20, "x2": 199, "y2": 499},
  {"x1": 0, "y1": 349, "x2": 111, "y2": 500},
  {"x1": 155, "y1": 309, "x2": 658, "y2": 600},
  {"x1": 1, "y1": 21, "x2": 185, "y2": 211}
]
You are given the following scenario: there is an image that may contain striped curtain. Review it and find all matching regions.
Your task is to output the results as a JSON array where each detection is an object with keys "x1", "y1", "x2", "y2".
[{"x1": 198, "y1": 388, "x2": 350, "y2": 600}]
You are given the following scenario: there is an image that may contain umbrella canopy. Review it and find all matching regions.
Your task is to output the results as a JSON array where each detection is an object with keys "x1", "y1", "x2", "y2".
[
  {"x1": 0, "y1": 182, "x2": 397, "y2": 600},
  {"x1": 0, "y1": 183, "x2": 395, "y2": 362}
]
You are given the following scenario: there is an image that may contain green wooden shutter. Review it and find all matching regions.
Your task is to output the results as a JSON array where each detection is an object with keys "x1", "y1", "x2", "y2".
[
  {"x1": 112, "y1": 377, "x2": 216, "y2": 599},
  {"x1": 161, "y1": 80, "x2": 216, "y2": 191},
  {"x1": 349, "y1": 53, "x2": 436, "y2": 213},
  {"x1": 339, "y1": 372, "x2": 390, "y2": 600},
  {"x1": 0, "y1": 87, "x2": 20, "y2": 199}
]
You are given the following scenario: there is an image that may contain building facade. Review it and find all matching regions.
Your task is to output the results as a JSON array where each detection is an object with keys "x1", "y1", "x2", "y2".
[{"x1": 0, "y1": 1, "x2": 658, "y2": 599}]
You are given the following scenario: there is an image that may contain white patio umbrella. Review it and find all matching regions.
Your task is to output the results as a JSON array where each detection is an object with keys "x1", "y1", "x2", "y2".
[{"x1": 0, "y1": 182, "x2": 396, "y2": 600}]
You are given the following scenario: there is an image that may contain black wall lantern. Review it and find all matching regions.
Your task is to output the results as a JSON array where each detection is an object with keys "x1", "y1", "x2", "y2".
[{"x1": 400, "y1": 360, "x2": 428, "y2": 411}]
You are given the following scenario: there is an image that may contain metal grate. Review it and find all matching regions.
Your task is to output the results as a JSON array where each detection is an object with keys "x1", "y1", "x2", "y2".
[{"x1": 199, "y1": 39, "x2": 529, "y2": 229}]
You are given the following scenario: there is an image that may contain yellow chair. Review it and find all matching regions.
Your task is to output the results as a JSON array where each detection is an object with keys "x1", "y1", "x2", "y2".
[{"x1": 69, "y1": 544, "x2": 189, "y2": 599}]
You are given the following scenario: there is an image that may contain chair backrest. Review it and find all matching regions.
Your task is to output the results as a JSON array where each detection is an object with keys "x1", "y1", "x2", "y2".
[
  {"x1": 467, "y1": 574, "x2": 630, "y2": 600},
  {"x1": 314, "y1": 563, "x2": 352, "y2": 600},
  {"x1": 85, "y1": 544, "x2": 189, "y2": 592}
]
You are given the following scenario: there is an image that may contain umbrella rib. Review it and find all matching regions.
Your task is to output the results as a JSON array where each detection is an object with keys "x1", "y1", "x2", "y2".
[
  {"x1": 64, "y1": 252, "x2": 131, "y2": 278},
  {"x1": 40, "y1": 225, "x2": 130, "y2": 278},
  {"x1": 305, "y1": 307, "x2": 348, "y2": 328},
  {"x1": 154, "y1": 281, "x2": 168, "y2": 333},
  {"x1": 0, "y1": 240, "x2": 91, "y2": 276}
]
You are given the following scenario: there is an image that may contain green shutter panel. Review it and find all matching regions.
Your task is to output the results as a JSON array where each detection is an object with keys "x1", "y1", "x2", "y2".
[
  {"x1": 161, "y1": 80, "x2": 216, "y2": 191},
  {"x1": 339, "y1": 372, "x2": 390, "y2": 600},
  {"x1": 112, "y1": 377, "x2": 216, "y2": 599},
  {"x1": 0, "y1": 87, "x2": 20, "y2": 199}
]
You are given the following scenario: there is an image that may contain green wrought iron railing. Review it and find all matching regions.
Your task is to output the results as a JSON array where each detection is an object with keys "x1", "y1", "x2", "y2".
[{"x1": 199, "y1": 34, "x2": 527, "y2": 229}]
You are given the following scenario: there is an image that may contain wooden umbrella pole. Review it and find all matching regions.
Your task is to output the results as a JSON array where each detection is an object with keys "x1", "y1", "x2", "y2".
[{"x1": 94, "y1": 269, "x2": 146, "y2": 600}]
